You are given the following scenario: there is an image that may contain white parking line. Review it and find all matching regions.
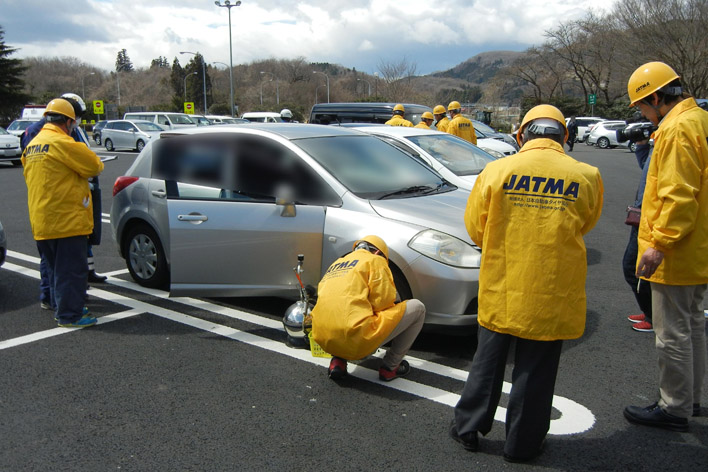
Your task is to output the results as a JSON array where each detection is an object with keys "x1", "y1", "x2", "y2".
[{"x1": 3, "y1": 251, "x2": 596, "y2": 435}]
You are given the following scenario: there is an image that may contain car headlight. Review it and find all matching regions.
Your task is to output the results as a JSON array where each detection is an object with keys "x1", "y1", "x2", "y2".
[
  {"x1": 408, "y1": 229, "x2": 480, "y2": 268},
  {"x1": 479, "y1": 148, "x2": 505, "y2": 159}
]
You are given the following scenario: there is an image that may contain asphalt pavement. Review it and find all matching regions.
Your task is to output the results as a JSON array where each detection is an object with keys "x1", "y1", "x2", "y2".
[{"x1": 0, "y1": 141, "x2": 706, "y2": 471}]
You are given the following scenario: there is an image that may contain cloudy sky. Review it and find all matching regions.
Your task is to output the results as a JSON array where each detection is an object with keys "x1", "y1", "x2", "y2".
[{"x1": 3, "y1": 0, "x2": 619, "y2": 75}]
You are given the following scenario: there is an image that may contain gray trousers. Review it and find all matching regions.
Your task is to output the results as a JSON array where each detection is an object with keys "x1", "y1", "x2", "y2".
[
  {"x1": 651, "y1": 282, "x2": 707, "y2": 418},
  {"x1": 381, "y1": 299, "x2": 426, "y2": 369}
]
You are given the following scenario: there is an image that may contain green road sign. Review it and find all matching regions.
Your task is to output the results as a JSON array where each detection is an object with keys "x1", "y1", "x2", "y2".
[{"x1": 588, "y1": 94, "x2": 597, "y2": 105}]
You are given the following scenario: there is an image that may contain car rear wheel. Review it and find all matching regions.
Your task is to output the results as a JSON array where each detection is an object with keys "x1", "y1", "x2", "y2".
[
  {"x1": 104, "y1": 139, "x2": 114, "y2": 151},
  {"x1": 629, "y1": 142, "x2": 637, "y2": 153},
  {"x1": 597, "y1": 137, "x2": 610, "y2": 149},
  {"x1": 124, "y1": 224, "x2": 169, "y2": 289},
  {"x1": 136, "y1": 140, "x2": 145, "y2": 152}
]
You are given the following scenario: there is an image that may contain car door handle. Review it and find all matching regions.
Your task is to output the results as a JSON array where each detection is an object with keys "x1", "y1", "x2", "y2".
[
  {"x1": 151, "y1": 189, "x2": 166, "y2": 198},
  {"x1": 177, "y1": 214, "x2": 208, "y2": 222}
]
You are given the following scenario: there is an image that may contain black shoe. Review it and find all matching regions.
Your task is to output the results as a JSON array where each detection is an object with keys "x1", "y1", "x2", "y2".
[
  {"x1": 693, "y1": 403, "x2": 701, "y2": 417},
  {"x1": 504, "y1": 440, "x2": 545, "y2": 463},
  {"x1": 87, "y1": 270, "x2": 108, "y2": 283},
  {"x1": 624, "y1": 403, "x2": 688, "y2": 432},
  {"x1": 449, "y1": 419, "x2": 478, "y2": 451},
  {"x1": 328, "y1": 357, "x2": 347, "y2": 380}
]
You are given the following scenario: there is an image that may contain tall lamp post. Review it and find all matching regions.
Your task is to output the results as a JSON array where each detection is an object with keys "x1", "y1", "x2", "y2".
[
  {"x1": 312, "y1": 70, "x2": 329, "y2": 103},
  {"x1": 81, "y1": 72, "x2": 95, "y2": 99},
  {"x1": 212, "y1": 61, "x2": 231, "y2": 109},
  {"x1": 357, "y1": 78, "x2": 371, "y2": 97},
  {"x1": 215, "y1": 0, "x2": 241, "y2": 117},
  {"x1": 180, "y1": 51, "x2": 207, "y2": 114},
  {"x1": 183, "y1": 71, "x2": 198, "y2": 101},
  {"x1": 259, "y1": 71, "x2": 279, "y2": 105}
]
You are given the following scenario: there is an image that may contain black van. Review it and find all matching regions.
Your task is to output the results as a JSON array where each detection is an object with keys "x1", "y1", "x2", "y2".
[{"x1": 309, "y1": 102, "x2": 433, "y2": 126}]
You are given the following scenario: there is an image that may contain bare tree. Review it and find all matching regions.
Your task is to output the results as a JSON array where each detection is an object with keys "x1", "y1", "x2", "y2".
[{"x1": 377, "y1": 56, "x2": 418, "y2": 102}]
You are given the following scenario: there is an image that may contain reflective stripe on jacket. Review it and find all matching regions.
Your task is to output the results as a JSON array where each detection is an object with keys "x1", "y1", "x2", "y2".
[
  {"x1": 464, "y1": 138, "x2": 603, "y2": 340},
  {"x1": 385, "y1": 115, "x2": 413, "y2": 127},
  {"x1": 447, "y1": 114, "x2": 477, "y2": 144},
  {"x1": 22, "y1": 123, "x2": 104, "y2": 240},
  {"x1": 637, "y1": 98, "x2": 708, "y2": 285},
  {"x1": 311, "y1": 249, "x2": 406, "y2": 359}
]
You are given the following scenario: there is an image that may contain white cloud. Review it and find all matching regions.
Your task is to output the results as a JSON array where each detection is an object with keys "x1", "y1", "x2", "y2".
[{"x1": 3, "y1": 0, "x2": 622, "y2": 74}]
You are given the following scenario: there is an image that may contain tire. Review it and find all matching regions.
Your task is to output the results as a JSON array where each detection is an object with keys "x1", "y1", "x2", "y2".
[
  {"x1": 136, "y1": 140, "x2": 145, "y2": 152},
  {"x1": 123, "y1": 224, "x2": 169, "y2": 289},
  {"x1": 11, "y1": 159, "x2": 22, "y2": 167},
  {"x1": 629, "y1": 142, "x2": 637, "y2": 153},
  {"x1": 94, "y1": 135, "x2": 101, "y2": 145},
  {"x1": 597, "y1": 137, "x2": 610, "y2": 149},
  {"x1": 104, "y1": 139, "x2": 114, "y2": 151},
  {"x1": 390, "y1": 264, "x2": 412, "y2": 301}
]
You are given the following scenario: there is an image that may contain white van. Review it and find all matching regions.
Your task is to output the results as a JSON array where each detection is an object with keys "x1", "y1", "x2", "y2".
[
  {"x1": 241, "y1": 112, "x2": 282, "y2": 123},
  {"x1": 123, "y1": 112, "x2": 196, "y2": 129}
]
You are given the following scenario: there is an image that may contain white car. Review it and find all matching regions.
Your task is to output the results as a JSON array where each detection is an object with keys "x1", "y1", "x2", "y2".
[
  {"x1": 567, "y1": 117, "x2": 606, "y2": 143},
  {"x1": 587, "y1": 120, "x2": 628, "y2": 148},
  {"x1": 6, "y1": 119, "x2": 37, "y2": 138},
  {"x1": 0, "y1": 126, "x2": 22, "y2": 167},
  {"x1": 351, "y1": 125, "x2": 496, "y2": 191}
]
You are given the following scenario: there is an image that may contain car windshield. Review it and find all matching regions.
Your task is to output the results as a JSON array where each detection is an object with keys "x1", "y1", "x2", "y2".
[
  {"x1": 0, "y1": 127, "x2": 9, "y2": 135},
  {"x1": 135, "y1": 122, "x2": 164, "y2": 132},
  {"x1": 405, "y1": 134, "x2": 496, "y2": 176},
  {"x1": 296, "y1": 135, "x2": 455, "y2": 199},
  {"x1": 170, "y1": 115, "x2": 195, "y2": 125},
  {"x1": 473, "y1": 121, "x2": 496, "y2": 134},
  {"x1": 8, "y1": 121, "x2": 32, "y2": 131}
]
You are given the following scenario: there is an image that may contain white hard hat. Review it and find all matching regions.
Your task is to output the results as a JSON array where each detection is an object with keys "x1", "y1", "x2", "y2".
[
  {"x1": 61, "y1": 93, "x2": 86, "y2": 115},
  {"x1": 280, "y1": 108, "x2": 293, "y2": 118}
]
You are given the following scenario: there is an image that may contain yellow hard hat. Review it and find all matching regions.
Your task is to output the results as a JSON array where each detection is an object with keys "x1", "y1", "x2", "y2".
[
  {"x1": 516, "y1": 104, "x2": 568, "y2": 146},
  {"x1": 433, "y1": 105, "x2": 447, "y2": 115},
  {"x1": 421, "y1": 111, "x2": 434, "y2": 120},
  {"x1": 393, "y1": 104, "x2": 405, "y2": 113},
  {"x1": 44, "y1": 98, "x2": 76, "y2": 120},
  {"x1": 448, "y1": 100, "x2": 461, "y2": 111},
  {"x1": 627, "y1": 61, "x2": 680, "y2": 107},
  {"x1": 353, "y1": 235, "x2": 389, "y2": 261}
]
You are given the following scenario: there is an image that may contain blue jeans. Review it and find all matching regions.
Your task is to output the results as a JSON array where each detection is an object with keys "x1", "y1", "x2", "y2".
[
  {"x1": 36, "y1": 236, "x2": 88, "y2": 323},
  {"x1": 622, "y1": 225, "x2": 653, "y2": 321}
]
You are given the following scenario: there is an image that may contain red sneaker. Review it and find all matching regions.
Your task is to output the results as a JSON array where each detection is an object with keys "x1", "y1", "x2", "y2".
[
  {"x1": 379, "y1": 360, "x2": 411, "y2": 381},
  {"x1": 632, "y1": 320, "x2": 653, "y2": 332},
  {"x1": 628, "y1": 314, "x2": 646, "y2": 323},
  {"x1": 328, "y1": 357, "x2": 347, "y2": 380}
]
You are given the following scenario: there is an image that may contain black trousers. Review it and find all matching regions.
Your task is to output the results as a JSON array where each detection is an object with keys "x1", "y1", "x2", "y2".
[{"x1": 454, "y1": 326, "x2": 563, "y2": 458}]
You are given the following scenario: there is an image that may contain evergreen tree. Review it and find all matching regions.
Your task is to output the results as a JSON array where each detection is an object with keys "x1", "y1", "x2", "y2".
[
  {"x1": 151, "y1": 56, "x2": 169, "y2": 69},
  {"x1": 115, "y1": 48, "x2": 134, "y2": 72},
  {"x1": 0, "y1": 26, "x2": 30, "y2": 122}
]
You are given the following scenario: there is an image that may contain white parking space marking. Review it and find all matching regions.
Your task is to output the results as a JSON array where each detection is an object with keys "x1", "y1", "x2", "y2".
[{"x1": 3, "y1": 250, "x2": 596, "y2": 435}]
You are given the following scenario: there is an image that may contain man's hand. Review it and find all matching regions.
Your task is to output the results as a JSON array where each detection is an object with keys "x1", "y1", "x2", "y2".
[{"x1": 636, "y1": 247, "x2": 664, "y2": 278}]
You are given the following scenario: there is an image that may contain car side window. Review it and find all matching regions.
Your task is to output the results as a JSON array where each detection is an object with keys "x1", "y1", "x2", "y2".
[
  {"x1": 157, "y1": 115, "x2": 170, "y2": 126},
  {"x1": 230, "y1": 135, "x2": 340, "y2": 206}
]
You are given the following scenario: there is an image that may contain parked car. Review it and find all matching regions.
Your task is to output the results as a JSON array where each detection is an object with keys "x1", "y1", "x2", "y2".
[
  {"x1": 241, "y1": 112, "x2": 283, "y2": 123},
  {"x1": 471, "y1": 120, "x2": 520, "y2": 150},
  {"x1": 188, "y1": 114, "x2": 213, "y2": 126},
  {"x1": 566, "y1": 117, "x2": 605, "y2": 143},
  {"x1": 6, "y1": 119, "x2": 37, "y2": 137},
  {"x1": 111, "y1": 124, "x2": 482, "y2": 331},
  {"x1": 587, "y1": 120, "x2": 628, "y2": 148},
  {"x1": 309, "y1": 102, "x2": 433, "y2": 126},
  {"x1": 102, "y1": 120, "x2": 165, "y2": 152},
  {"x1": 469, "y1": 127, "x2": 518, "y2": 157},
  {"x1": 0, "y1": 126, "x2": 22, "y2": 166},
  {"x1": 123, "y1": 112, "x2": 196, "y2": 129},
  {"x1": 351, "y1": 125, "x2": 496, "y2": 191},
  {"x1": 0, "y1": 218, "x2": 6, "y2": 268},
  {"x1": 205, "y1": 115, "x2": 249, "y2": 124},
  {"x1": 92, "y1": 120, "x2": 108, "y2": 145}
]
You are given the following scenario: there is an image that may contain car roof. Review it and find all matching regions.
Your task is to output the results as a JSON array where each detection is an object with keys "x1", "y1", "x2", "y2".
[
  {"x1": 311, "y1": 102, "x2": 431, "y2": 112},
  {"x1": 349, "y1": 124, "x2": 442, "y2": 138},
  {"x1": 161, "y1": 122, "x2": 365, "y2": 140}
]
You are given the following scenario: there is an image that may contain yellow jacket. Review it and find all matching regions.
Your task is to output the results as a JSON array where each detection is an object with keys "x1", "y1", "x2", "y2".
[
  {"x1": 637, "y1": 98, "x2": 708, "y2": 285},
  {"x1": 436, "y1": 117, "x2": 450, "y2": 133},
  {"x1": 464, "y1": 139, "x2": 603, "y2": 340},
  {"x1": 414, "y1": 122, "x2": 430, "y2": 129},
  {"x1": 22, "y1": 123, "x2": 104, "y2": 240},
  {"x1": 385, "y1": 115, "x2": 413, "y2": 127},
  {"x1": 448, "y1": 114, "x2": 477, "y2": 144},
  {"x1": 311, "y1": 249, "x2": 406, "y2": 359}
]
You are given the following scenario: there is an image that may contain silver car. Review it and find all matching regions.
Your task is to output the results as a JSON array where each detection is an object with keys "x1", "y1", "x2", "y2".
[
  {"x1": 103, "y1": 120, "x2": 165, "y2": 152},
  {"x1": 352, "y1": 125, "x2": 496, "y2": 191},
  {"x1": 0, "y1": 126, "x2": 22, "y2": 167},
  {"x1": 587, "y1": 120, "x2": 628, "y2": 149},
  {"x1": 110, "y1": 124, "x2": 481, "y2": 330}
]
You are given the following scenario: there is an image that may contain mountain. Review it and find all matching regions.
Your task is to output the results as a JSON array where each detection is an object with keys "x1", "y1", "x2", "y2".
[{"x1": 431, "y1": 50, "x2": 523, "y2": 84}]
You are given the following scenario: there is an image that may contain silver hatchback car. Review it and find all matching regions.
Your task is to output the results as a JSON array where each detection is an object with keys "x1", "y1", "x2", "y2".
[
  {"x1": 110, "y1": 124, "x2": 481, "y2": 330},
  {"x1": 103, "y1": 120, "x2": 165, "y2": 152}
]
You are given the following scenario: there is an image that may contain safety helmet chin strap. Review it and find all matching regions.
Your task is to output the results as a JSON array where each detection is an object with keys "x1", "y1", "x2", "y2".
[{"x1": 641, "y1": 85, "x2": 683, "y2": 122}]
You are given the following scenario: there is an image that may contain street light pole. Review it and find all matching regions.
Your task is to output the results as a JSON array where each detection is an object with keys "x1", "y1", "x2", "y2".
[
  {"x1": 215, "y1": 0, "x2": 242, "y2": 117},
  {"x1": 180, "y1": 51, "x2": 207, "y2": 114},
  {"x1": 260, "y1": 71, "x2": 279, "y2": 105},
  {"x1": 183, "y1": 71, "x2": 197, "y2": 101},
  {"x1": 357, "y1": 78, "x2": 371, "y2": 97},
  {"x1": 312, "y1": 70, "x2": 329, "y2": 103},
  {"x1": 81, "y1": 72, "x2": 95, "y2": 99}
]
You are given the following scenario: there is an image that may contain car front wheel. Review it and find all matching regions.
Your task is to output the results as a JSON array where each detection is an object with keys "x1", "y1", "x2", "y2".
[
  {"x1": 597, "y1": 137, "x2": 610, "y2": 149},
  {"x1": 105, "y1": 139, "x2": 114, "y2": 151},
  {"x1": 136, "y1": 139, "x2": 145, "y2": 152},
  {"x1": 124, "y1": 224, "x2": 169, "y2": 289}
]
